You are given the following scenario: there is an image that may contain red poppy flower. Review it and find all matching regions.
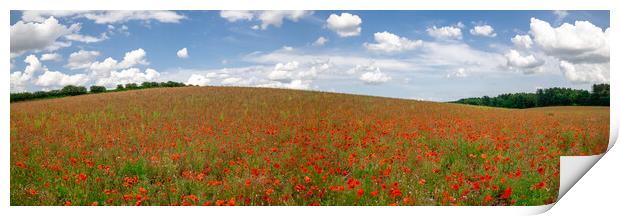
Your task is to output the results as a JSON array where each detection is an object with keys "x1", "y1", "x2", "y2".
[{"x1": 500, "y1": 187, "x2": 512, "y2": 199}]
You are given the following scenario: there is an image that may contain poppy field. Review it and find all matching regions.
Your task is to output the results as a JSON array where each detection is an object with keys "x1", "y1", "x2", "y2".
[{"x1": 10, "y1": 87, "x2": 609, "y2": 206}]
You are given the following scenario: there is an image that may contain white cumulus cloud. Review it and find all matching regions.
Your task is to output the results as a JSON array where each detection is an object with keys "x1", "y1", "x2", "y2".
[
  {"x1": 11, "y1": 55, "x2": 45, "y2": 91},
  {"x1": 66, "y1": 48, "x2": 158, "y2": 87},
  {"x1": 40, "y1": 53, "x2": 62, "y2": 61},
  {"x1": 65, "y1": 32, "x2": 108, "y2": 43},
  {"x1": 529, "y1": 17, "x2": 609, "y2": 63},
  {"x1": 364, "y1": 31, "x2": 422, "y2": 53},
  {"x1": 177, "y1": 48, "x2": 189, "y2": 59},
  {"x1": 22, "y1": 11, "x2": 186, "y2": 24},
  {"x1": 89, "y1": 57, "x2": 118, "y2": 78},
  {"x1": 66, "y1": 50, "x2": 100, "y2": 70},
  {"x1": 256, "y1": 11, "x2": 312, "y2": 30},
  {"x1": 553, "y1": 10, "x2": 569, "y2": 23},
  {"x1": 21, "y1": 11, "x2": 87, "y2": 22},
  {"x1": 258, "y1": 79, "x2": 312, "y2": 90},
  {"x1": 96, "y1": 68, "x2": 160, "y2": 87},
  {"x1": 559, "y1": 61, "x2": 609, "y2": 84},
  {"x1": 118, "y1": 48, "x2": 149, "y2": 68},
  {"x1": 527, "y1": 17, "x2": 609, "y2": 83},
  {"x1": 301, "y1": 60, "x2": 330, "y2": 80},
  {"x1": 358, "y1": 67, "x2": 391, "y2": 85},
  {"x1": 505, "y1": 49, "x2": 545, "y2": 73},
  {"x1": 35, "y1": 70, "x2": 89, "y2": 87},
  {"x1": 427, "y1": 25, "x2": 462, "y2": 40},
  {"x1": 221, "y1": 77, "x2": 247, "y2": 86},
  {"x1": 266, "y1": 60, "x2": 330, "y2": 83},
  {"x1": 85, "y1": 49, "x2": 152, "y2": 84},
  {"x1": 326, "y1": 13, "x2": 362, "y2": 37},
  {"x1": 10, "y1": 16, "x2": 79, "y2": 56},
  {"x1": 447, "y1": 68, "x2": 468, "y2": 78},
  {"x1": 219, "y1": 10, "x2": 254, "y2": 22},
  {"x1": 268, "y1": 61, "x2": 299, "y2": 82},
  {"x1": 219, "y1": 10, "x2": 312, "y2": 30},
  {"x1": 511, "y1": 34, "x2": 533, "y2": 49},
  {"x1": 469, "y1": 25, "x2": 496, "y2": 37},
  {"x1": 186, "y1": 74, "x2": 210, "y2": 86},
  {"x1": 312, "y1": 36, "x2": 328, "y2": 46}
]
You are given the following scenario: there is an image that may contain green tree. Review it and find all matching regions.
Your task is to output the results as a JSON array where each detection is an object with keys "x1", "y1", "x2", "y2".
[
  {"x1": 60, "y1": 85, "x2": 87, "y2": 96},
  {"x1": 454, "y1": 83, "x2": 609, "y2": 108},
  {"x1": 90, "y1": 85, "x2": 107, "y2": 93},
  {"x1": 125, "y1": 83, "x2": 139, "y2": 89},
  {"x1": 591, "y1": 83, "x2": 610, "y2": 106}
]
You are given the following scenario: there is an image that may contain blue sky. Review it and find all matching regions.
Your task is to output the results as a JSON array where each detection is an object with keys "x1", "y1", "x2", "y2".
[{"x1": 10, "y1": 10, "x2": 610, "y2": 101}]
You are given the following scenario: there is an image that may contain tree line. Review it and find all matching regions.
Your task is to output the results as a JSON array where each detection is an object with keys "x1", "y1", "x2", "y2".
[
  {"x1": 10, "y1": 81, "x2": 187, "y2": 102},
  {"x1": 453, "y1": 84, "x2": 610, "y2": 108}
]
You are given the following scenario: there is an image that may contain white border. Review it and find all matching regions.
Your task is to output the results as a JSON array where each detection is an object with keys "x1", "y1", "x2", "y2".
[
  {"x1": 1, "y1": 0, "x2": 617, "y2": 10},
  {"x1": 2, "y1": 0, "x2": 617, "y2": 215}
]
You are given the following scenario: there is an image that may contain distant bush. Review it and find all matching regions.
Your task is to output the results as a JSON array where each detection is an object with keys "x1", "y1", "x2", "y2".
[
  {"x1": 10, "y1": 92, "x2": 34, "y2": 102},
  {"x1": 11, "y1": 81, "x2": 192, "y2": 102},
  {"x1": 160, "y1": 81, "x2": 186, "y2": 88},
  {"x1": 48, "y1": 90, "x2": 62, "y2": 97},
  {"x1": 60, "y1": 85, "x2": 88, "y2": 96},
  {"x1": 32, "y1": 91, "x2": 49, "y2": 99},
  {"x1": 590, "y1": 83, "x2": 610, "y2": 106},
  {"x1": 454, "y1": 83, "x2": 610, "y2": 108},
  {"x1": 90, "y1": 86, "x2": 107, "y2": 93},
  {"x1": 11, "y1": 85, "x2": 87, "y2": 102},
  {"x1": 125, "y1": 83, "x2": 139, "y2": 90},
  {"x1": 141, "y1": 82, "x2": 160, "y2": 88}
]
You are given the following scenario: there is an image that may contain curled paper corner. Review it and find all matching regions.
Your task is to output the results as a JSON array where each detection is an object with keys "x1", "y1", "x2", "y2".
[
  {"x1": 609, "y1": 114, "x2": 618, "y2": 150},
  {"x1": 546, "y1": 116, "x2": 617, "y2": 212},
  {"x1": 453, "y1": 205, "x2": 554, "y2": 215},
  {"x1": 557, "y1": 155, "x2": 604, "y2": 201},
  {"x1": 514, "y1": 204, "x2": 554, "y2": 215},
  {"x1": 522, "y1": 155, "x2": 604, "y2": 214}
]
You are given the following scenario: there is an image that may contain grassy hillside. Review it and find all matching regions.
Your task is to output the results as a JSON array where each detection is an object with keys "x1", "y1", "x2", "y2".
[{"x1": 10, "y1": 87, "x2": 609, "y2": 206}]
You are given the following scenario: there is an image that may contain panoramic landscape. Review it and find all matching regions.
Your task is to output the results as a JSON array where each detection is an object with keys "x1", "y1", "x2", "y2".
[{"x1": 10, "y1": 10, "x2": 610, "y2": 206}]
